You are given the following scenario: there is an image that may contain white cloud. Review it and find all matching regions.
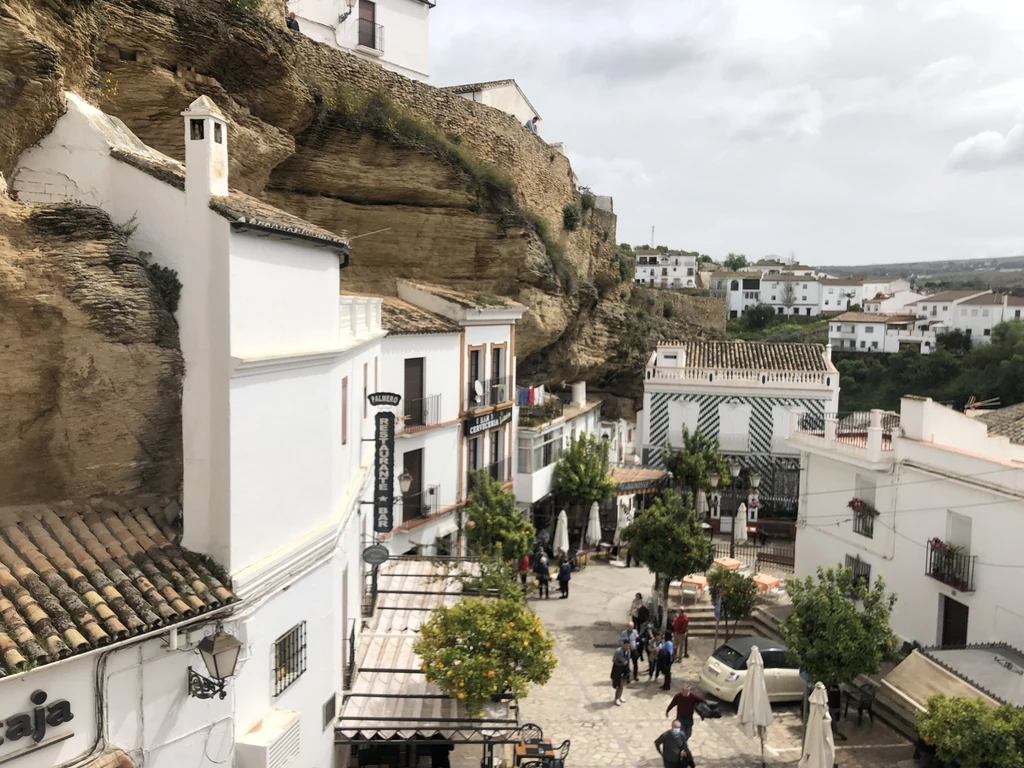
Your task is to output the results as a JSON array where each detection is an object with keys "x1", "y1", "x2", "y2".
[
  {"x1": 729, "y1": 85, "x2": 825, "y2": 140},
  {"x1": 566, "y1": 152, "x2": 654, "y2": 189},
  {"x1": 948, "y1": 123, "x2": 1024, "y2": 172}
]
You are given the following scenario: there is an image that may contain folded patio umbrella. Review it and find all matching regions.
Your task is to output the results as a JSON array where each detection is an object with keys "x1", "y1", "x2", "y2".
[
  {"x1": 738, "y1": 645, "x2": 774, "y2": 768},
  {"x1": 799, "y1": 682, "x2": 836, "y2": 768}
]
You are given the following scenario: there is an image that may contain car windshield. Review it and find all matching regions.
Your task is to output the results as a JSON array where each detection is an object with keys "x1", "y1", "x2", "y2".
[{"x1": 712, "y1": 645, "x2": 747, "y2": 670}]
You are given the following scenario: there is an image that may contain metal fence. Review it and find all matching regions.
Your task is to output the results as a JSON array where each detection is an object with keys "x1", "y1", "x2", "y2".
[
  {"x1": 710, "y1": 542, "x2": 795, "y2": 573},
  {"x1": 358, "y1": 19, "x2": 384, "y2": 51}
]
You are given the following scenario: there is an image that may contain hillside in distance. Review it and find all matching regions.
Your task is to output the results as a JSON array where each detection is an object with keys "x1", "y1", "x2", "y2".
[{"x1": 827, "y1": 254, "x2": 1024, "y2": 278}]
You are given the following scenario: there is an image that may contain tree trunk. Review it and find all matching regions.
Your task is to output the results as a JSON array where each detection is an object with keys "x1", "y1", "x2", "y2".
[{"x1": 661, "y1": 577, "x2": 671, "y2": 631}]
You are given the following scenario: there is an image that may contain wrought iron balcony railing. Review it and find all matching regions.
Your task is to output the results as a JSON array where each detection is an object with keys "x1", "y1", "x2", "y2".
[
  {"x1": 926, "y1": 539, "x2": 976, "y2": 592},
  {"x1": 358, "y1": 19, "x2": 384, "y2": 52}
]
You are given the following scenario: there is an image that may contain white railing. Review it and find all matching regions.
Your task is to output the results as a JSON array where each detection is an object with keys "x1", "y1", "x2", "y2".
[
  {"x1": 718, "y1": 433, "x2": 751, "y2": 452},
  {"x1": 645, "y1": 366, "x2": 834, "y2": 388},
  {"x1": 789, "y1": 409, "x2": 898, "y2": 462},
  {"x1": 339, "y1": 296, "x2": 382, "y2": 339},
  {"x1": 886, "y1": 329, "x2": 935, "y2": 341}
]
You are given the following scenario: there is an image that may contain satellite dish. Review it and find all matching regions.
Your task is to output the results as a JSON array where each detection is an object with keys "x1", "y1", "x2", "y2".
[{"x1": 473, "y1": 380, "x2": 483, "y2": 403}]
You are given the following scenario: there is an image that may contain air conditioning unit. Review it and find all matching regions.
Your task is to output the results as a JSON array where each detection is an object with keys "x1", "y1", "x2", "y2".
[{"x1": 236, "y1": 709, "x2": 301, "y2": 768}]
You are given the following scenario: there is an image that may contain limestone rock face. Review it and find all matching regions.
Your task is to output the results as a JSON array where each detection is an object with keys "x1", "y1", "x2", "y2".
[
  {"x1": 0, "y1": 0, "x2": 724, "y2": 445},
  {"x1": 0, "y1": 198, "x2": 183, "y2": 503}
]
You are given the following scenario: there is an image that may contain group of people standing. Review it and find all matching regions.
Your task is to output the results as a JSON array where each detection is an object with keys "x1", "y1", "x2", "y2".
[
  {"x1": 611, "y1": 595, "x2": 703, "y2": 767},
  {"x1": 518, "y1": 546, "x2": 573, "y2": 599}
]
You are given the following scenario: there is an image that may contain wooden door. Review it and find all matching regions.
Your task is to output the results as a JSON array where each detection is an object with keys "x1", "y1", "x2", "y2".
[
  {"x1": 404, "y1": 357, "x2": 424, "y2": 427},
  {"x1": 403, "y1": 449, "x2": 423, "y2": 520},
  {"x1": 358, "y1": 0, "x2": 376, "y2": 47},
  {"x1": 941, "y1": 595, "x2": 969, "y2": 647}
]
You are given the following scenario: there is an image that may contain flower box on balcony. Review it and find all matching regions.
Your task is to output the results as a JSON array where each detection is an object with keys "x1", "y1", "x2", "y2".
[
  {"x1": 847, "y1": 498, "x2": 879, "y2": 517},
  {"x1": 926, "y1": 538, "x2": 975, "y2": 592}
]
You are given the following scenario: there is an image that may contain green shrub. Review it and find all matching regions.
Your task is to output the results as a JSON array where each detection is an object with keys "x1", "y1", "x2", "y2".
[
  {"x1": 562, "y1": 203, "x2": 581, "y2": 231},
  {"x1": 663, "y1": 303, "x2": 675, "y2": 319},
  {"x1": 580, "y1": 191, "x2": 597, "y2": 212},
  {"x1": 149, "y1": 263, "x2": 182, "y2": 314}
]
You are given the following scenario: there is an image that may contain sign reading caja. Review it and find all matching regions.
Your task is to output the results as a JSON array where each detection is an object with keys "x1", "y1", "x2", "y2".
[
  {"x1": 0, "y1": 690, "x2": 74, "y2": 753},
  {"x1": 463, "y1": 407, "x2": 513, "y2": 437}
]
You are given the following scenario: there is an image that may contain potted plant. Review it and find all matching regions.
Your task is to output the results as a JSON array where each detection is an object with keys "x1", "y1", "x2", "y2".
[{"x1": 847, "y1": 498, "x2": 879, "y2": 517}]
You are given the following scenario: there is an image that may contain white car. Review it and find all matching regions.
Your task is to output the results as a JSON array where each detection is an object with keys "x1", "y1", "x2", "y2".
[{"x1": 699, "y1": 636, "x2": 804, "y2": 705}]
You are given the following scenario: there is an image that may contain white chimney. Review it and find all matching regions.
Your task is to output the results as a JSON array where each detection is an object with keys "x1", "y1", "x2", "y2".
[
  {"x1": 825, "y1": 343, "x2": 833, "y2": 363},
  {"x1": 571, "y1": 381, "x2": 586, "y2": 408},
  {"x1": 181, "y1": 95, "x2": 229, "y2": 202}
]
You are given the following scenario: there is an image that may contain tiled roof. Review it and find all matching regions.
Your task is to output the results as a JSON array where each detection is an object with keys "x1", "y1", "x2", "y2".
[
  {"x1": 0, "y1": 497, "x2": 235, "y2": 675},
  {"x1": 380, "y1": 297, "x2": 460, "y2": 334},
  {"x1": 210, "y1": 192, "x2": 350, "y2": 251},
  {"x1": 960, "y1": 293, "x2": 1007, "y2": 306},
  {"x1": 911, "y1": 290, "x2": 988, "y2": 304},
  {"x1": 446, "y1": 79, "x2": 516, "y2": 94},
  {"x1": 820, "y1": 278, "x2": 864, "y2": 286},
  {"x1": 834, "y1": 312, "x2": 916, "y2": 324},
  {"x1": 659, "y1": 340, "x2": 831, "y2": 371},
  {"x1": 761, "y1": 274, "x2": 814, "y2": 282},
  {"x1": 402, "y1": 281, "x2": 526, "y2": 311},
  {"x1": 975, "y1": 402, "x2": 1024, "y2": 445}
]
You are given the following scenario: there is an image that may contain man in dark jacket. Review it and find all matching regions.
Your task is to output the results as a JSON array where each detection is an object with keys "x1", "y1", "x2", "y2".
[
  {"x1": 556, "y1": 558, "x2": 572, "y2": 598},
  {"x1": 611, "y1": 640, "x2": 630, "y2": 706},
  {"x1": 534, "y1": 554, "x2": 550, "y2": 599},
  {"x1": 665, "y1": 685, "x2": 707, "y2": 741},
  {"x1": 655, "y1": 721, "x2": 695, "y2": 768},
  {"x1": 286, "y1": 11, "x2": 300, "y2": 31}
]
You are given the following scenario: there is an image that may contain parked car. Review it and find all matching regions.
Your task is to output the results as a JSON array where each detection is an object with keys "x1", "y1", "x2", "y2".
[{"x1": 699, "y1": 636, "x2": 803, "y2": 705}]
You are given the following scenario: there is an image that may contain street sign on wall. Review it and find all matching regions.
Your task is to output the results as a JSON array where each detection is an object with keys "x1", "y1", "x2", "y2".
[
  {"x1": 368, "y1": 392, "x2": 401, "y2": 407},
  {"x1": 362, "y1": 545, "x2": 390, "y2": 565},
  {"x1": 463, "y1": 406, "x2": 513, "y2": 437},
  {"x1": 373, "y1": 411, "x2": 396, "y2": 533}
]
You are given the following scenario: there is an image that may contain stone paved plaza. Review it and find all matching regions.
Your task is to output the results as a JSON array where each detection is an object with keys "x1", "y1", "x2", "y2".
[{"x1": 509, "y1": 562, "x2": 916, "y2": 768}]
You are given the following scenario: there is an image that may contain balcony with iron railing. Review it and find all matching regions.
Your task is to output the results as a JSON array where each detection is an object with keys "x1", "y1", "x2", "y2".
[
  {"x1": 789, "y1": 409, "x2": 900, "y2": 465},
  {"x1": 357, "y1": 18, "x2": 384, "y2": 53},
  {"x1": 518, "y1": 393, "x2": 564, "y2": 429},
  {"x1": 466, "y1": 376, "x2": 512, "y2": 410},
  {"x1": 401, "y1": 484, "x2": 440, "y2": 522},
  {"x1": 396, "y1": 394, "x2": 442, "y2": 434},
  {"x1": 926, "y1": 539, "x2": 976, "y2": 592},
  {"x1": 467, "y1": 458, "x2": 512, "y2": 490}
]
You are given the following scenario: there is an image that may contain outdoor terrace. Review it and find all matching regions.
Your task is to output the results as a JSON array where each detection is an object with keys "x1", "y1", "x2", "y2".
[{"x1": 789, "y1": 409, "x2": 901, "y2": 465}]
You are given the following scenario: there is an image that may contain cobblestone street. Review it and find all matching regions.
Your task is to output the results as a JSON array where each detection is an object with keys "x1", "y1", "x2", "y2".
[{"x1": 514, "y1": 562, "x2": 916, "y2": 768}]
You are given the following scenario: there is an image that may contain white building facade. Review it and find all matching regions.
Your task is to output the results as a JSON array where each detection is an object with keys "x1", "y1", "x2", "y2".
[
  {"x1": 638, "y1": 340, "x2": 840, "y2": 509},
  {"x1": 760, "y1": 275, "x2": 822, "y2": 317},
  {"x1": 447, "y1": 79, "x2": 540, "y2": 126},
  {"x1": 862, "y1": 290, "x2": 924, "y2": 314},
  {"x1": 288, "y1": 0, "x2": 432, "y2": 81},
  {"x1": 828, "y1": 312, "x2": 930, "y2": 354},
  {"x1": 635, "y1": 250, "x2": 698, "y2": 289},
  {"x1": 709, "y1": 273, "x2": 763, "y2": 319},
  {"x1": 791, "y1": 397, "x2": 1024, "y2": 649},
  {"x1": 12, "y1": 93, "x2": 389, "y2": 767}
]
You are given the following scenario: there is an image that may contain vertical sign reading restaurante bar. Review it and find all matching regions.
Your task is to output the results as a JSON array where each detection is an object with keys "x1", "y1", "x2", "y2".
[{"x1": 373, "y1": 411, "x2": 396, "y2": 533}]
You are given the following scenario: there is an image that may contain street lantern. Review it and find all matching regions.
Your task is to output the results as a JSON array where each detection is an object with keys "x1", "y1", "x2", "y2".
[
  {"x1": 707, "y1": 472, "x2": 720, "y2": 489},
  {"x1": 398, "y1": 471, "x2": 413, "y2": 494},
  {"x1": 188, "y1": 631, "x2": 243, "y2": 700},
  {"x1": 728, "y1": 460, "x2": 741, "y2": 478},
  {"x1": 749, "y1": 472, "x2": 762, "y2": 490}
]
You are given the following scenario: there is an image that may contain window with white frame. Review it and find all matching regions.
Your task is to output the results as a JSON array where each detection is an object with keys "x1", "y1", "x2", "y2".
[{"x1": 518, "y1": 428, "x2": 563, "y2": 474}]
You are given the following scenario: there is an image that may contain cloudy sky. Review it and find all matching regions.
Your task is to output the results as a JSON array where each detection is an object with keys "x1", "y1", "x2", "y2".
[{"x1": 431, "y1": 0, "x2": 1024, "y2": 265}]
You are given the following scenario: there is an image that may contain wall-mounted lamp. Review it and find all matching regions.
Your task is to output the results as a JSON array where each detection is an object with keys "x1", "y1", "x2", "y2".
[
  {"x1": 339, "y1": 0, "x2": 356, "y2": 23},
  {"x1": 188, "y1": 632, "x2": 243, "y2": 700},
  {"x1": 398, "y1": 470, "x2": 413, "y2": 494}
]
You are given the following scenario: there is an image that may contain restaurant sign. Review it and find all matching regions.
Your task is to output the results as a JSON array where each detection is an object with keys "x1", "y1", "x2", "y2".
[
  {"x1": 367, "y1": 392, "x2": 401, "y2": 408},
  {"x1": 616, "y1": 479, "x2": 659, "y2": 493},
  {"x1": 373, "y1": 412, "x2": 396, "y2": 534},
  {"x1": 0, "y1": 690, "x2": 74, "y2": 753},
  {"x1": 463, "y1": 407, "x2": 513, "y2": 437}
]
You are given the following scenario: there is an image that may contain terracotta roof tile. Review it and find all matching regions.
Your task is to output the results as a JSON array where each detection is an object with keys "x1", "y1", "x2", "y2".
[
  {"x1": 401, "y1": 280, "x2": 526, "y2": 311},
  {"x1": 210, "y1": 192, "x2": 350, "y2": 251},
  {"x1": 0, "y1": 498, "x2": 235, "y2": 675},
  {"x1": 834, "y1": 312, "x2": 916, "y2": 323},
  {"x1": 380, "y1": 297, "x2": 460, "y2": 335},
  {"x1": 658, "y1": 340, "x2": 831, "y2": 371},
  {"x1": 975, "y1": 402, "x2": 1024, "y2": 445},
  {"x1": 910, "y1": 290, "x2": 988, "y2": 304}
]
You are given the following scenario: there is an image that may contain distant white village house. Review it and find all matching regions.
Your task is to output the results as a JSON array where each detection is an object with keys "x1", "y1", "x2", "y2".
[{"x1": 447, "y1": 78, "x2": 541, "y2": 128}]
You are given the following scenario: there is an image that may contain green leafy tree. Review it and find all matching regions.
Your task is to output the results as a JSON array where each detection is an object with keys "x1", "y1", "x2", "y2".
[
  {"x1": 617, "y1": 243, "x2": 636, "y2": 258},
  {"x1": 723, "y1": 253, "x2": 748, "y2": 271},
  {"x1": 745, "y1": 303, "x2": 777, "y2": 330},
  {"x1": 936, "y1": 328, "x2": 972, "y2": 356},
  {"x1": 466, "y1": 471, "x2": 535, "y2": 561},
  {"x1": 620, "y1": 492, "x2": 713, "y2": 628},
  {"x1": 780, "y1": 565, "x2": 897, "y2": 687},
  {"x1": 553, "y1": 433, "x2": 616, "y2": 516},
  {"x1": 917, "y1": 695, "x2": 1023, "y2": 768},
  {"x1": 706, "y1": 568, "x2": 757, "y2": 640},
  {"x1": 661, "y1": 427, "x2": 731, "y2": 495},
  {"x1": 697, "y1": 254, "x2": 713, "y2": 266},
  {"x1": 416, "y1": 597, "x2": 557, "y2": 716}
]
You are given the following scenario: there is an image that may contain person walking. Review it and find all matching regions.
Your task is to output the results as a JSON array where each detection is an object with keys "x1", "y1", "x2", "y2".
[
  {"x1": 518, "y1": 553, "x2": 531, "y2": 590},
  {"x1": 556, "y1": 557, "x2": 572, "y2": 599},
  {"x1": 655, "y1": 721, "x2": 695, "y2": 768},
  {"x1": 636, "y1": 601, "x2": 651, "y2": 661},
  {"x1": 672, "y1": 608, "x2": 690, "y2": 661},
  {"x1": 534, "y1": 553, "x2": 550, "y2": 599},
  {"x1": 665, "y1": 684, "x2": 707, "y2": 742},
  {"x1": 620, "y1": 622, "x2": 640, "y2": 683},
  {"x1": 611, "y1": 640, "x2": 631, "y2": 706},
  {"x1": 657, "y1": 634, "x2": 675, "y2": 690},
  {"x1": 646, "y1": 630, "x2": 663, "y2": 679},
  {"x1": 629, "y1": 593, "x2": 644, "y2": 625}
]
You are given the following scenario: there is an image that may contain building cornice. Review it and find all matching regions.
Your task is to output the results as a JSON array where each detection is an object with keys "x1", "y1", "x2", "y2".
[{"x1": 231, "y1": 334, "x2": 386, "y2": 378}]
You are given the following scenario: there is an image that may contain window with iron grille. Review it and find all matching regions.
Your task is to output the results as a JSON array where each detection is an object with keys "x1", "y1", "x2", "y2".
[
  {"x1": 845, "y1": 554, "x2": 871, "y2": 586},
  {"x1": 853, "y1": 510, "x2": 874, "y2": 538},
  {"x1": 273, "y1": 621, "x2": 307, "y2": 696}
]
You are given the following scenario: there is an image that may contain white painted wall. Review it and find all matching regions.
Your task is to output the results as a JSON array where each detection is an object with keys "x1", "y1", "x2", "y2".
[
  {"x1": 459, "y1": 84, "x2": 538, "y2": 125},
  {"x1": 828, "y1": 319, "x2": 893, "y2": 353},
  {"x1": 761, "y1": 279, "x2": 822, "y2": 317},
  {"x1": 820, "y1": 284, "x2": 863, "y2": 312},
  {"x1": 289, "y1": 0, "x2": 431, "y2": 80},
  {"x1": 381, "y1": 332, "x2": 461, "y2": 425},
  {"x1": 234, "y1": 561, "x2": 340, "y2": 768}
]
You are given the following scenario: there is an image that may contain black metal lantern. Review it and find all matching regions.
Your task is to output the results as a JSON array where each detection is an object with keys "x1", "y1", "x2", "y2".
[{"x1": 188, "y1": 632, "x2": 243, "y2": 699}]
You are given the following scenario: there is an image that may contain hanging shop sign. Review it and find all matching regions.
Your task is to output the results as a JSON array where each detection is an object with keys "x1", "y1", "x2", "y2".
[
  {"x1": 367, "y1": 392, "x2": 401, "y2": 408},
  {"x1": 0, "y1": 690, "x2": 75, "y2": 754},
  {"x1": 616, "y1": 480, "x2": 660, "y2": 493},
  {"x1": 463, "y1": 407, "x2": 513, "y2": 437},
  {"x1": 362, "y1": 544, "x2": 390, "y2": 566},
  {"x1": 373, "y1": 412, "x2": 396, "y2": 534}
]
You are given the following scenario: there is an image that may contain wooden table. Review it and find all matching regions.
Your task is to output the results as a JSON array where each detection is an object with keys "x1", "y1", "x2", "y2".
[
  {"x1": 713, "y1": 557, "x2": 743, "y2": 571},
  {"x1": 752, "y1": 573, "x2": 781, "y2": 591},
  {"x1": 682, "y1": 574, "x2": 708, "y2": 590},
  {"x1": 515, "y1": 738, "x2": 554, "y2": 764}
]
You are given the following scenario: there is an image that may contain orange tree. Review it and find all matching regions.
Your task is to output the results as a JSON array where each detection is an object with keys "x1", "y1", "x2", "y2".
[
  {"x1": 706, "y1": 568, "x2": 757, "y2": 640},
  {"x1": 415, "y1": 596, "x2": 557, "y2": 716}
]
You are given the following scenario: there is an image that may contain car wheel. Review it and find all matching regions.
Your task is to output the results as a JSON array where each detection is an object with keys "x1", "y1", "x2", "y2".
[{"x1": 732, "y1": 691, "x2": 742, "y2": 709}]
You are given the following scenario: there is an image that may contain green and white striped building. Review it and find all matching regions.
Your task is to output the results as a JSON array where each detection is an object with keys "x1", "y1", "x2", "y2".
[{"x1": 638, "y1": 340, "x2": 840, "y2": 506}]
